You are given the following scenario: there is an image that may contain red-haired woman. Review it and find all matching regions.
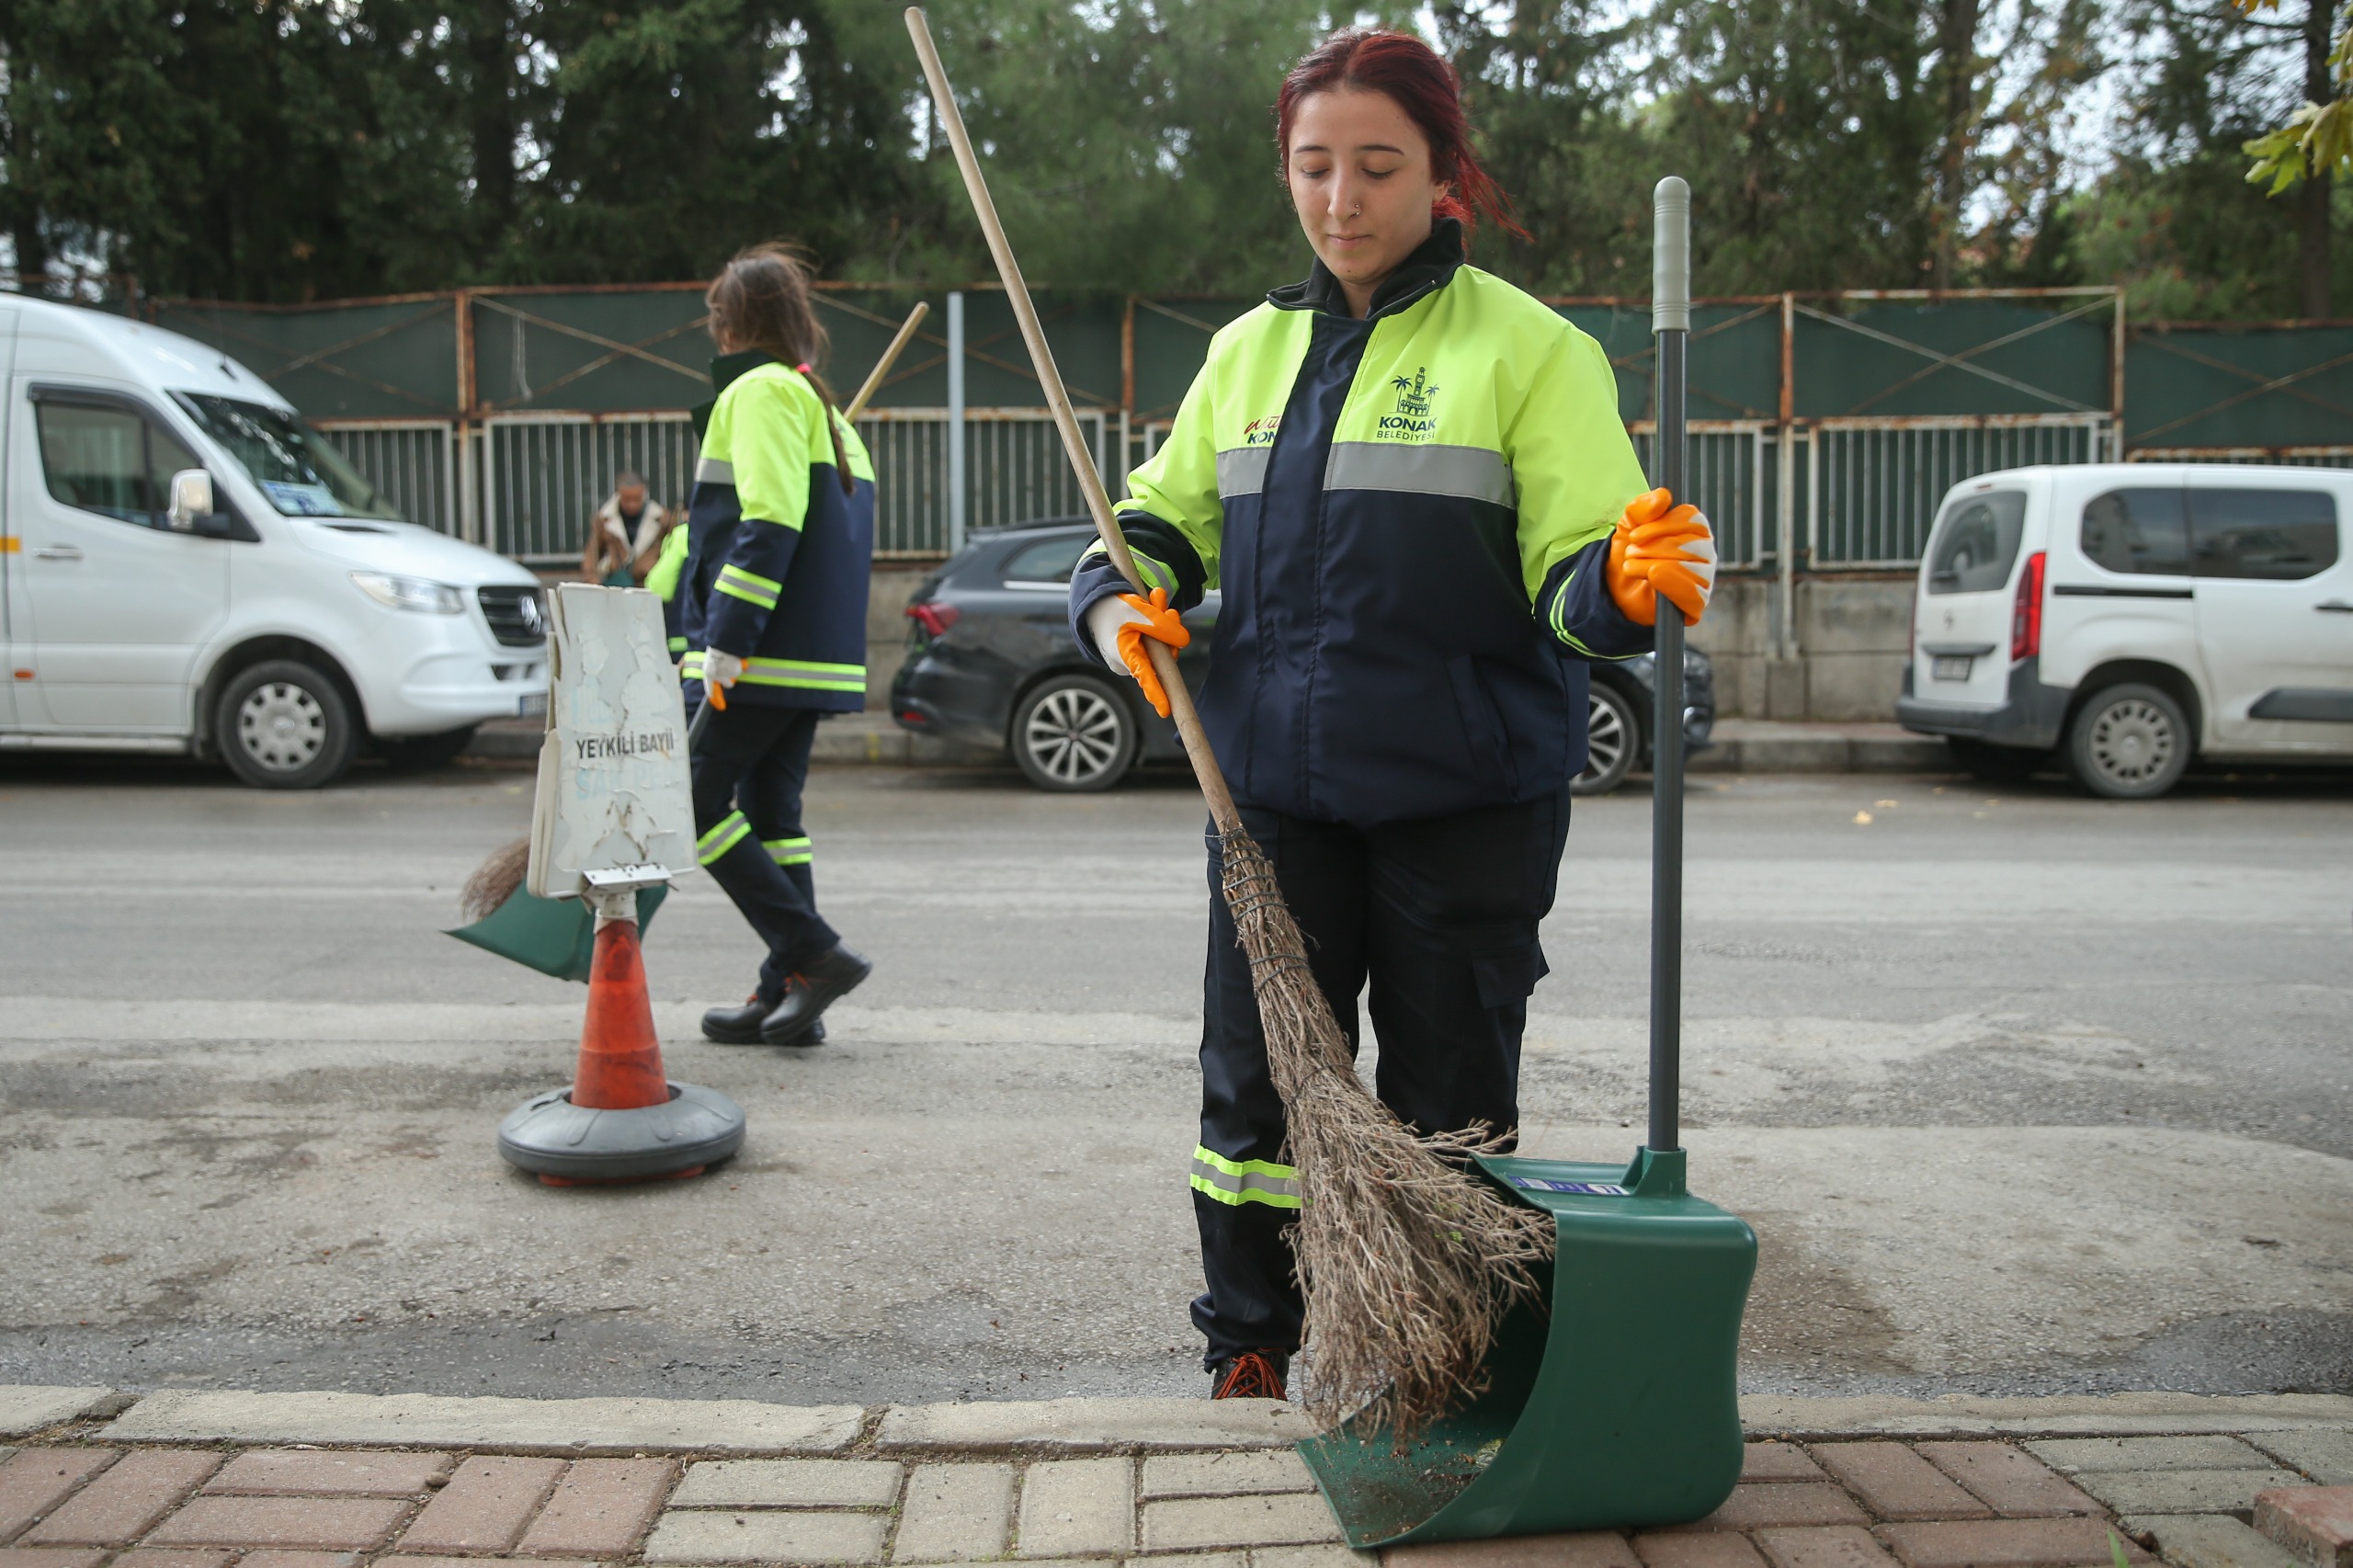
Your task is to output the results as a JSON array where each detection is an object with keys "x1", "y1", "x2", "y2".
[{"x1": 1066, "y1": 28, "x2": 1715, "y2": 1401}]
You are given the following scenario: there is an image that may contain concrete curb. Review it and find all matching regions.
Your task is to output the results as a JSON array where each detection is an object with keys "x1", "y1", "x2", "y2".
[
  {"x1": 466, "y1": 716, "x2": 1955, "y2": 775},
  {"x1": 873, "y1": 1397, "x2": 1312, "y2": 1453},
  {"x1": 465, "y1": 716, "x2": 1000, "y2": 768},
  {"x1": 1743, "y1": 1395, "x2": 2353, "y2": 1441},
  {"x1": 16, "y1": 1386, "x2": 2343, "y2": 1455},
  {"x1": 98, "y1": 1390, "x2": 864, "y2": 1456},
  {"x1": 1688, "y1": 724, "x2": 1950, "y2": 775},
  {"x1": 0, "y1": 1386, "x2": 133, "y2": 1437}
]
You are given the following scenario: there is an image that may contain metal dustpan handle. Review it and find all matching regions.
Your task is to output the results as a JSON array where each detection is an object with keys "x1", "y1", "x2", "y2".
[{"x1": 1648, "y1": 176, "x2": 1691, "y2": 1165}]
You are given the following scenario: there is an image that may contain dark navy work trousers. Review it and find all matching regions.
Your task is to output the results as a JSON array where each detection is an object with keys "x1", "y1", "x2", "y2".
[
  {"x1": 690, "y1": 701, "x2": 836, "y2": 1002},
  {"x1": 1191, "y1": 789, "x2": 1573, "y2": 1366}
]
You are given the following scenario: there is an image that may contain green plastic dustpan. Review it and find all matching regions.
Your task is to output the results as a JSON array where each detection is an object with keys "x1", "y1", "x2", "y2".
[
  {"x1": 1299, "y1": 177, "x2": 1756, "y2": 1547},
  {"x1": 1299, "y1": 1147, "x2": 1755, "y2": 1545},
  {"x1": 445, "y1": 883, "x2": 668, "y2": 982}
]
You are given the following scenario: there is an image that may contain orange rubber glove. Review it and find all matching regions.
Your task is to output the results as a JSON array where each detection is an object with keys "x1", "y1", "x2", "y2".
[
  {"x1": 1087, "y1": 586, "x2": 1191, "y2": 717},
  {"x1": 1607, "y1": 488, "x2": 1718, "y2": 628}
]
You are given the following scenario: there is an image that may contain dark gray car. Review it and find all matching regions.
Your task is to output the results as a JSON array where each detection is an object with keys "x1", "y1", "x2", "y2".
[{"x1": 889, "y1": 517, "x2": 1712, "y2": 793}]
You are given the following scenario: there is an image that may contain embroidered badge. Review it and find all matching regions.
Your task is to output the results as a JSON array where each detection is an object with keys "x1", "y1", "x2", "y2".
[{"x1": 1380, "y1": 368, "x2": 1439, "y2": 439}]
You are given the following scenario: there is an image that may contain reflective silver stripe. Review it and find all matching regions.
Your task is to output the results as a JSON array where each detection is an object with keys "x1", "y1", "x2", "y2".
[
  {"x1": 1188, "y1": 1153, "x2": 1301, "y2": 1207},
  {"x1": 1215, "y1": 446, "x2": 1270, "y2": 499},
  {"x1": 1324, "y1": 442, "x2": 1513, "y2": 508},
  {"x1": 696, "y1": 457, "x2": 734, "y2": 484}
]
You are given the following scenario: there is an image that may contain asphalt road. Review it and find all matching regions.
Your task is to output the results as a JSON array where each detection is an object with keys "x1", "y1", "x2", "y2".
[{"x1": 1, "y1": 749, "x2": 2347, "y2": 1407}]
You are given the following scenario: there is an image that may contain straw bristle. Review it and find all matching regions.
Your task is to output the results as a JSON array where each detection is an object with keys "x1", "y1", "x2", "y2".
[
  {"x1": 1217, "y1": 828, "x2": 1555, "y2": 1437},
  {"x1": 460, "y1": 837, "x2": 531, "y2": 922}
]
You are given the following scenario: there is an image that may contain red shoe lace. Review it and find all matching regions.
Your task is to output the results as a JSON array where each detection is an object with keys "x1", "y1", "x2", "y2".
[{"x1": 1211, "y1": 1351, "x2": 1286, "y2": 1401}]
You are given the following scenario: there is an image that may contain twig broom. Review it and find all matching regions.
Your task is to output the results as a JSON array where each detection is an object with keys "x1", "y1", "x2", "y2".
[{"x1": 904, "y1": 7, "x2": 1553, "y2": 1436}]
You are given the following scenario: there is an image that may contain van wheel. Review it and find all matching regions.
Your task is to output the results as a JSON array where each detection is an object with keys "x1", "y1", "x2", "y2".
[
  {"x1": 218, "y1": 659, "x2": 358, "y2": 790},
  {"x1": 1947, "y1": 736, "x2": 2045, "y2": 783},
  {"x1": 2066, "y1": 683, "x2": 2190, "y2": 800},
  {"x1": 1572, "y1": 681, "x2": 1642, "y2": 796},
  {"x1": 1011, "y1": 673, "x2": 1137, "y2": 791},
  {"x1": 378, "y1": 725, "x2": 478, "y2": 773}
]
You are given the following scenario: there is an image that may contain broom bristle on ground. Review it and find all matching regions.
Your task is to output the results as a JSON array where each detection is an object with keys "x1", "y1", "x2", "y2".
[
  {"x1": 459, "y1": 837, "x2": 531, "y2": 923},
  {"x1": 1218, "y1": 828, "x2": 1557, "y2": 1437}
]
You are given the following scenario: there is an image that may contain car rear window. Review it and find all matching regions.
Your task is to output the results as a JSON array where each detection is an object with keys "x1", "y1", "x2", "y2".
[
  {"x1": 1003, "y1": 534, "x2": 1092, "y2": 584},
  {"x1": 1925, "y1": 490, "x2": 2027, "y2": 595},
  {"x1": 2188, "y1": 488, "x2": 2339, "y2": 580},
  {"x1": 2081, "y1": 488, "x2": 2188, "y2": 575}
]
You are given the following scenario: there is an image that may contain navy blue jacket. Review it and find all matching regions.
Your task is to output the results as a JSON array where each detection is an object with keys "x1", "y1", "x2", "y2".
[{"x1": 1070, "y1": 223, "x2": 1653, "y2": 827}]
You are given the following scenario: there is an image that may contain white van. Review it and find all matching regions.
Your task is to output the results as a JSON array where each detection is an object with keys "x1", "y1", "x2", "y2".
[
  {"x1": 0, "y1": 297, "x2": 547, "y2": 788},
  {"x1": 1898, "y1": 463, "x2": 2353, "y2": 798}
]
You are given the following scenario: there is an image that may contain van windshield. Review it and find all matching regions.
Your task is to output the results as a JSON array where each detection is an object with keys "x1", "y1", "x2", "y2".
[{"x1": 172, "y1": 393, "x2": 403, "y2": 521}]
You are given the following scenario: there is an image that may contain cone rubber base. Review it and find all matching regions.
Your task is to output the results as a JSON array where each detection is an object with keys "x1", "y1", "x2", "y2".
[{"x1": 495, "y1": 1081, "x2": 745, "y2": 1184}]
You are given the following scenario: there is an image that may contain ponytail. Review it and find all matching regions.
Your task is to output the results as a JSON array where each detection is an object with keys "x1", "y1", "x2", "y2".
[{"x1": 801, "y1": 365, "x2": 857, "y2": 497}]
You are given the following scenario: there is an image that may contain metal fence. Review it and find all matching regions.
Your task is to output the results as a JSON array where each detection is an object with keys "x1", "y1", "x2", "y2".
[
  {"x1": 328, "y1": 421, "x2": 459, "y2": 536},
  {"x1": 1806, "y1": 414, "x2": 2114, "y2": 566},
  {"x1": 2128, "y1": 445, "x2": 2353, "y2": 468},
  {"x1": 152, "y1": 281, "x2": 2353, "y2": 582},
  {"x1": 329, "y1": 404, "x2": 1124, "y2": 564}
]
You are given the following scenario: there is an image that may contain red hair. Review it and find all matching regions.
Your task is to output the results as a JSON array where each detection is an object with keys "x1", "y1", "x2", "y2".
[{"x1": 1274, "y1": 28, "x2": 1525, "y2": 244}]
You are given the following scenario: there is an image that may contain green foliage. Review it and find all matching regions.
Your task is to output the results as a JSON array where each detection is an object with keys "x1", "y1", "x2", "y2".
[
  {"x1": 2239, "y1": 0, "x2": 2353, "y2": 194},
  {"x1": 0, "y1": 0, "x2": 2336, "y2": 315}
]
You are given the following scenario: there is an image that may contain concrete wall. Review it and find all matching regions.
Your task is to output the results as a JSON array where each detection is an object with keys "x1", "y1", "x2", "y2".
[
  {"x1": 1689, "y1": 574, "x2": 1915, "y2": 721},
  {"x1": 866, "y1": 563, "x2": 937, "y2": 711}
]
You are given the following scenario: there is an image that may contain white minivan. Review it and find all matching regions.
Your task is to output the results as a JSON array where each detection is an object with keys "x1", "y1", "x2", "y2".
[
  {"x1": 1898, "y1": 463, "x2": 2353, "y2": 798},
  {"x1": 0, "y1": 297, "x2": 547, "y2": 788}
]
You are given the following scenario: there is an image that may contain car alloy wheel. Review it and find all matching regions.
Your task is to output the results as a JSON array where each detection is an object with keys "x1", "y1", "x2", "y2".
[
  {"x1": 1026, "y1": 687, "x2": 1122, "y2": 785},
  {"x1": 1012, "y1": 673, "x2": 1139, "y2": 792},
  {"x1": 238, "y1": 681, "x2": 329, "y2": 773},
  {"x1": 1571, "y1": 681, "x2": 1641, "y2": 796}
]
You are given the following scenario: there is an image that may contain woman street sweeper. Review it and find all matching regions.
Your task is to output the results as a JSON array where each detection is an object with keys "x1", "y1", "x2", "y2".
[
  {"x1": 677, "y1": 244, "x2": 877, "y2": 1047},
  {"x1": 1068, "y1": 29, "x2": 1716, "y2": 1401}
]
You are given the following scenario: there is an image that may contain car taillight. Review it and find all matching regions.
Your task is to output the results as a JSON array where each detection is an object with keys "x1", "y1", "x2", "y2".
[
  {"x1": 905, "y1": 601, "x2": 960, "y2": 638},
  {"x1": 2011, "y1": 551, "x2": 2046, "y2": 662}
]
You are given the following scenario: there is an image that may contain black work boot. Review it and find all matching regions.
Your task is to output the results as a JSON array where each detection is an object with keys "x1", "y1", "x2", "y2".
[
  {"x1": 760, "y1": 945, "x2": 871, "y2": 1044},
  {"x1": 1207, "y1": 1349, "x2": 1289, "y2": 1401},
  {"x1": 705, "y1": 994, "x2": 824, "y2": 1047}
]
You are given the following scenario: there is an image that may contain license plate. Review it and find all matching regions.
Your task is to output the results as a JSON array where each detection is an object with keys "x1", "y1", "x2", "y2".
[
  {"x1": 518, "y1": 692, "x2": 548, "y2": 718},
  {"x1": 1931, "y1": 654, "x2": 1972, "y2": 681}
]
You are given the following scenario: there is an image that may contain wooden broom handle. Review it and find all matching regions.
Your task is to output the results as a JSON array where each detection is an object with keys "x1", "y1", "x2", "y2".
[
  {"x1": 905, "y1": 6, "x2": 1241, "y2": 832},
  {"x1": 844, "y1": 301, "x2": 929, "y2": 422}
]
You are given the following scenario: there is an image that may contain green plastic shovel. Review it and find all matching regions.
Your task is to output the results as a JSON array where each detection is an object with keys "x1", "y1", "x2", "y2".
[{"x1": 1298, "y1": 176, "x2": 1759, "y2": 1548}]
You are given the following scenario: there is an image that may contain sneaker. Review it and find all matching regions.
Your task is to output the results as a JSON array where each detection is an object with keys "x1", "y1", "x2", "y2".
[
  {"x1": 1208, "y1": 1349, "x2": 1289, "y2": 1401},
  {"x1": 760, "y1": 944, "x2": 871, "y2": 1044},
  {"x1": 705, "y1": 994, "x2": 824, "y2": 1047}
]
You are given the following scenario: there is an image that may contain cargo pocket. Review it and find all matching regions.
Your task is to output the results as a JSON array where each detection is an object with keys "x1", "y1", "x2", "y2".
[
  {"x1": 1447, "y1": 655, "x2": 1520, "y2": 797},
  {"x1": 1472, "y1": 942, "x2": 1551, "y2": 1010}
]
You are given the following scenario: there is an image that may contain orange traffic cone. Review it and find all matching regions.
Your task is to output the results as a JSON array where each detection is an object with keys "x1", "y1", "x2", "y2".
[
  {"x1": 496, "y1": 910, "x2": 746, "y2": 1187},
  {"x1": 569, "y1": 918, "x2": 670, "y2": 1113}
]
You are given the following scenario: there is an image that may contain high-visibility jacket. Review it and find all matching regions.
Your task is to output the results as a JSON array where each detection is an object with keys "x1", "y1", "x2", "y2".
[
  {"x1": 678, "y1": 352, "x2": 875, "y2": 710},
  {"x1": 646, "y1": 526, "x2": 689, "y2": 658},
  {"x1": 1068, "y1": 220, "x2": 1653, "y2": 826}
]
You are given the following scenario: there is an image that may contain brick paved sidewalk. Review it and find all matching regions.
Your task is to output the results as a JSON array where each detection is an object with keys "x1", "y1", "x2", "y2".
[{"x1": 1, "y1": 1390, "x2": 2347, "y2": 1568}]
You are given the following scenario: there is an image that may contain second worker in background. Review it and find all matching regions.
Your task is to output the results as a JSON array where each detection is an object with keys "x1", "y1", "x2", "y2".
[{"x1": 679, "y1": 243, "x2": 876, "y2": 1046}]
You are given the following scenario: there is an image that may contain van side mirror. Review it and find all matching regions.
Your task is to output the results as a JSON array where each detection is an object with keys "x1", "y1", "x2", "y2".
[{"x1": 166, "y1": 469, "x2": 215, "y2": 532}]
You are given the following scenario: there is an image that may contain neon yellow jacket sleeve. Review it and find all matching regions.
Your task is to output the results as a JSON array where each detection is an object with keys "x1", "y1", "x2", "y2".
[
  {"x1": 1509, "y1": 330, "x2": 1650, "y2": 600},
  {"x1": 1118, "y1": 363, "x2": 1225, "y2": 593}
]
